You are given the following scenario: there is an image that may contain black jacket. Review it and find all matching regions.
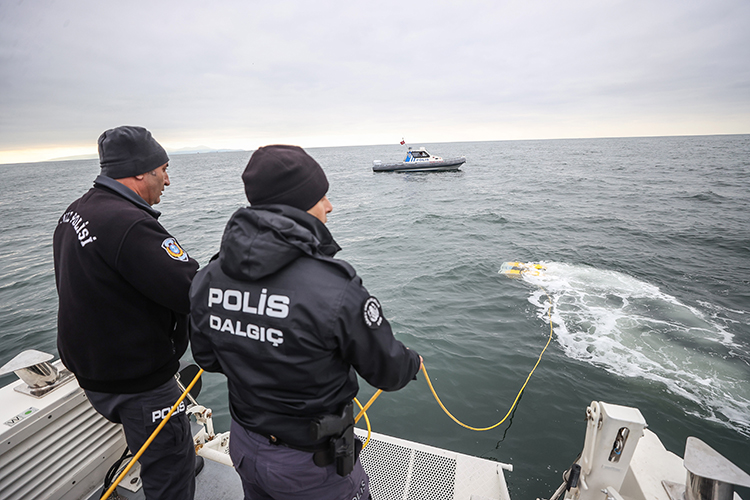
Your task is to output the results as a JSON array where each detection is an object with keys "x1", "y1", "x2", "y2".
[
  {"x1": 54, "y1": 176, "x2": 199, "y2": 393},
  {"x1": 190, "y1": 205, "x2": 420, "y2": 446}
]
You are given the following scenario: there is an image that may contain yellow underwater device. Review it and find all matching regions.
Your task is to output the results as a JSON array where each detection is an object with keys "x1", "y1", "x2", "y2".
[{"x1": 499, "y1": 261, "x2": 546, "y2": 277}]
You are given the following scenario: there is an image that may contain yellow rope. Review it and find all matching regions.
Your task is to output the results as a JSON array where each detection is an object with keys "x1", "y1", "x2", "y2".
[
  {"x1": 100, "y1": 368, "x2": 204, "y2": 500},
  {"x1": 101, "y1": 284, "x2": 549, "y2": 498},
  {"x1": 423, "y1": 287, "x2": 553, "y2": 431},
  {"x1": 355, "y1": 389, "x2": 382, "y2": 423},
  {"x1": 353, "y1": 397, "x2": 373, "y2": 448},
  {"x1": 101, "y1": 288, "x2": 551, "y2": 493},
  {"x1": 355, "y1": 287, "x2": 554, "y2": 434},
  {"x1": 421, "y1": 288, "x2": 553, "y2": 431}
]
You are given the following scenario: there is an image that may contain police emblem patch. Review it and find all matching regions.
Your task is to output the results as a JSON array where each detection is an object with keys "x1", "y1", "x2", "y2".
[
  {"x1": 363, "y1": 296, "x2": 383, "y2": 329},
  {"x1": 161, "y1": 237, "x2": 188, "y2": 262}
]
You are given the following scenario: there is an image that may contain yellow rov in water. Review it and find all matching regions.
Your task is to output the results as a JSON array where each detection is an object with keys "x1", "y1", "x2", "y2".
[{"x1": 499, "y1": 261, "x2": 546, "y2": 277}]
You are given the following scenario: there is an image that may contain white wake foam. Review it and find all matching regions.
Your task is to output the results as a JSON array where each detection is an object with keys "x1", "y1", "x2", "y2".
[{"x1": 515, "y1": 262, "x2": 750, "y2": 437}]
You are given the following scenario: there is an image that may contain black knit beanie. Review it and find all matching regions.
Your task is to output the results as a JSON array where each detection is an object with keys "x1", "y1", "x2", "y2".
[
  {"x1": 242, "y1": 145, "x2": 329, "y2": 211},
  {"x1": 98, "y1": 126, "x2": 169, "y2": 179}
]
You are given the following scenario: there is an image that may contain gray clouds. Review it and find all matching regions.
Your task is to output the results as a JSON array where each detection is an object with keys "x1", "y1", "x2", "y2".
[{"x1": 1, "y1": 0, "x2": 749, "y2": 161}]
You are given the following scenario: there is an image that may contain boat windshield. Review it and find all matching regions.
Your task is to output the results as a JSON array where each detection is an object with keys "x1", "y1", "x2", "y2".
[{"x1": 405, "y1": 150, "x2": 430, "y2": 161}]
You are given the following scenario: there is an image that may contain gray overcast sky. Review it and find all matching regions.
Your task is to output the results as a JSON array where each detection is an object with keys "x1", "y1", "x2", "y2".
[{"x1": 1, "y1": 0, "x2": 749, "y2": 163}]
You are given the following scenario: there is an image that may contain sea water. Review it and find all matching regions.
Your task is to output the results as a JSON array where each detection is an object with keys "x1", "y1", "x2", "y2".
[{"x1": 1, "y1": 135, "x2": 748, "y2": 499}]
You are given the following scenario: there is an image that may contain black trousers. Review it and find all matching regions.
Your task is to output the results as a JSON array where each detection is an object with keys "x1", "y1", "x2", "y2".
[{"x1": 86, "y1": 378, "x2": 196, "y2": 500}]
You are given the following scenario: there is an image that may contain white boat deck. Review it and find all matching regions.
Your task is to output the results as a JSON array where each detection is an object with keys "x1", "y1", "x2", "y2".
[{"x1": 355, "y1": 428, "x2": 512, "y2": 500}]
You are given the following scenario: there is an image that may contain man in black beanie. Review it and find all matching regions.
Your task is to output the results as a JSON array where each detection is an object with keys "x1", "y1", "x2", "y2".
[
  {"x1": 189, "y1": 145, "x2": 422, "y2": 500},
  {"x1": 53, "y1": 126, "x2": 199, "y2": 500}
]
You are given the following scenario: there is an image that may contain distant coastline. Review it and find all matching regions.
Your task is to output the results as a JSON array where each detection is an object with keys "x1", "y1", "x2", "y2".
[
  {"x1": 49, "y1": 146, "x2": 247, "y2": 162},
  {"x1": 5, "y1": 133, "x2": 747, "y2": 166}
]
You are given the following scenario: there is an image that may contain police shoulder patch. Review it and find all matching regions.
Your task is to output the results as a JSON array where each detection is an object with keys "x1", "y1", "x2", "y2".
[
  {"x1": 161, "y1": 237, "x2": 188, "y2": 262},
  {"x1": 363, "y1": 296, "x2": 383, "y2": 329}
]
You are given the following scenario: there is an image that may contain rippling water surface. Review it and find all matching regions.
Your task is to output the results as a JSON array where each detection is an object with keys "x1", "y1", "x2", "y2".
[{"x1": 1, "y1": 135, "x2": 749, "y2": 499}]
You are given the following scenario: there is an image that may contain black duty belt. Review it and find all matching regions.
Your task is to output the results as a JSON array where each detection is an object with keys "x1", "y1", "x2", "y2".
[
  {"x1": 261, "y1": 402, "x2": 361, "y2": 477},
  {"x1": 261, "y1": 432, "x2": 329, "y2": 453}
]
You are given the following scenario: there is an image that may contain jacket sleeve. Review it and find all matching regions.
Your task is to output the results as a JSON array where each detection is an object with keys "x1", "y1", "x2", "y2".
[
  {"x1": 188, "y1": 268, "x2": 224, "y2": 373},
  {"x1": 189, "y1": 320, "x2": 223, "y2": 373},
  {"x1": 335, "y1": 277, "x2": 421, "y2": 391},
  {"x1": 115, "y1": 217, "x2": 199, "y2": 314}
]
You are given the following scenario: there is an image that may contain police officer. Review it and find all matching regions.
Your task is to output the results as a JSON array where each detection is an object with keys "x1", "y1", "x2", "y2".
[
  {"x1": 53, "y1": 126, "x2": 199, "y2": 500},
  {"x1": 190, "y1": 145, "x2": 422, "y2": 500}
]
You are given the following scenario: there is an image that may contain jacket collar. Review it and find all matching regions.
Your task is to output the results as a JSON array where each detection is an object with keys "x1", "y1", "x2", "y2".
[
  {"x1": 254, "y1": 204, "x2": 341, "y2": 257},
  {"x1": 93, "y1": 174, "x2": 161, "y2": 219}
]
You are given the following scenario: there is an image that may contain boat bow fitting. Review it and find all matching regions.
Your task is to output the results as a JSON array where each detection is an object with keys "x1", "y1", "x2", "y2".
[{"x1": 0, "y1": 349, "x2": 75, "y2": 398}]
